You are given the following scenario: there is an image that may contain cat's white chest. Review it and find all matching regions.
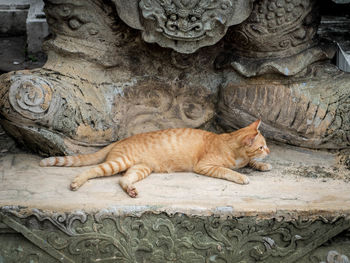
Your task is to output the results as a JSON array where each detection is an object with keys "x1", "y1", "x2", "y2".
[{"x1": 234, "y1": 158, "x2": 247, "y2": 168}]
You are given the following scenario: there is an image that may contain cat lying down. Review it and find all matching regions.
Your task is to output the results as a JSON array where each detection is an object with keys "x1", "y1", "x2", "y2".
[{"x1": 40, "y1": 120, "x2": 271, "y2": 197}]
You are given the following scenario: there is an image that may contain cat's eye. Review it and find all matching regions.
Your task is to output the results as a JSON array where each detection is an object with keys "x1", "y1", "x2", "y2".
[{"x1": 259, "y1": 146, "x2": 263, "y2": 150}]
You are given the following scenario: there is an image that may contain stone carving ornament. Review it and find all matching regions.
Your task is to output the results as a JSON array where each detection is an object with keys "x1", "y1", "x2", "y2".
[
  {"x1": 215, "y1": 0, "x2": 336, "y2": 76},
  {"x1": 0, "y1": 0, "x2": 349, "y2": 155},
  {"x1": 113, "y1": 0, "x2": 254, "y2": 53},
  {"x1": 1, "y1": 207, "x2": 350, "y2": 263}
]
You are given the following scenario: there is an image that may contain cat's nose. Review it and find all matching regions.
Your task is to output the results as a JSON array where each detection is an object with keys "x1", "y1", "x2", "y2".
[{"x1": 266, "y1": 147, "x2": 270, "y2": 154}]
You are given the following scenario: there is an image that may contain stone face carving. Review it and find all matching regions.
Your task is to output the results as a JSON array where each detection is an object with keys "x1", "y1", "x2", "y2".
[
  {"x1": 215, "y1": 0, "x2": 336, "y2": 76},
  {"x1": 114, "y1": 0, "x2": 254, "y2": 53},
  {"x1": 1, "y1": 207, "x2": 350, "y2": 263}
]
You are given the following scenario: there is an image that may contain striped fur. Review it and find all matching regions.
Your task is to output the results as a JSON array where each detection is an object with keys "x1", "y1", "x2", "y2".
[{"x1": 40, "y1": 120, "x2": 271, "y2": 197}]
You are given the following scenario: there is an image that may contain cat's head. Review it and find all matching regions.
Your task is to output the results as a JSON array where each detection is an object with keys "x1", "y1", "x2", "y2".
[{"x1": 241, "y1": 120, "x2": 270, "y2": 160}]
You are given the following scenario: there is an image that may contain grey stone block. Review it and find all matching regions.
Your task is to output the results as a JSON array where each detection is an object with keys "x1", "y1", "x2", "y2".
[
  {"x1": 0, "y1": 0, "x2": 30, "y2": 36},
  {"x1": 26, "y1": 0, "x2": 48, "y2": 54},
  {"x1": 337, "y1": 44, "x2": 350, "y2": 72},
  {"x1": 331, "y1": 0, "x2": 350, "y2": 3}
]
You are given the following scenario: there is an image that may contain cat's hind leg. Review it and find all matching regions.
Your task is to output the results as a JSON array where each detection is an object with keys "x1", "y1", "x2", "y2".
[
  {"x1": 119, "y1": 164, "x2": 152, "y2": 198},
  {"x1": 194, "y1": 164, "x2": 249, "y2": 185},
  {"x1": 70, "y1": 157, "x2": 132, "y2": 190}
]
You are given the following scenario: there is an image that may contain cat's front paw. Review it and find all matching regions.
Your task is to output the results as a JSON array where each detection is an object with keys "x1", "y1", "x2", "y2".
[
  {"x1": 259, "y1": 163, "x2": 272, "y2": 171},
  {"x1": 250, "y1": 161, "x2": 272, "y2": 171},
  {"x1": 237, "y1": 175, "x2": 250, "y2": 185}
]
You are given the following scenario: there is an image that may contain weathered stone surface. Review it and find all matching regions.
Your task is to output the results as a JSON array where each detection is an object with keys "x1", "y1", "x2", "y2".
[
  {"x1": 216, "y1": 39, "x2": 336, "y2": 77},
  {"x1": 218, "y1": 62, "x2": 350, "y2": 149},
  {"x1": 113, "y1": 0, "x2": 254, "y2": 53},
  {"x1": 215, "y1": 0, "x2": 336, "y2": 76},
  {"x1": 0, "y1": 232, "x2": 58, "y2": 262},
  {"x1": 305, "y1": 245, "x2": 350, "y2": 263},
  {"x1": 0, "y1": 0, "x2": 223, "y2": 155},
  {"x1": 0, "y1": 140, "x2": 350, "y2": 262},
  {"x1": 1, "y1": 142, "x2": 349, "y2": 213},
  {"x1": 1, "y1": 207, "x2": 349, "y2": 263}
]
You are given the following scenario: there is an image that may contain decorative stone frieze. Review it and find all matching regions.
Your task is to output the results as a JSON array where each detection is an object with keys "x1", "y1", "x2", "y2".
[{"x1": 1, "y1": 207, "x2": 350, "y2": 263}]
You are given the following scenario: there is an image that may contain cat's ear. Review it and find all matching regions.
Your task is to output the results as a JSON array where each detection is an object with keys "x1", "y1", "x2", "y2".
[
  {"x1": 242, "y1": 132, "x2": 259, "y2": 146},
  {"x1": 249, "y1": 119, "x2": 261, "y2": 131}
]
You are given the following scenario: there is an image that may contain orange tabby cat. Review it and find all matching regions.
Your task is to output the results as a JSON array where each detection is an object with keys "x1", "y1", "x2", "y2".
[{"x1": 40, "y1": 120, "x2": 271, "y2": 197}]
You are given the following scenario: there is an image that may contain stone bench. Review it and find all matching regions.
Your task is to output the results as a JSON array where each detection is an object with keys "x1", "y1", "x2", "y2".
[{"x1": 1, "y1": 142, "x2": 349, "y2": 262}]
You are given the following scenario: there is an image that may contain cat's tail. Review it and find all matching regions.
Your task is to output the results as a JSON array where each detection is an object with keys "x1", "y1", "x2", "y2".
[{"x1": 39, "y1": 143, "x2": 116, "y2": 167}]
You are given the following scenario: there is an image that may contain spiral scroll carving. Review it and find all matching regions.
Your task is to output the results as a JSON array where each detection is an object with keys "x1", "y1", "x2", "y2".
[{"x1": 9, "y1": 76, "x2": 60, "y2": 120}]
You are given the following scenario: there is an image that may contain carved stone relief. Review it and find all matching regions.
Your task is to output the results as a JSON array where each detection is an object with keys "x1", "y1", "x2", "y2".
[
  {"x1": 1, "y1": 207, "x2": 350, "y2": 263},
  {"x1": 320, "y1": 251, "x2": 350, "y2": 263},
  {"x1": 0, "y1": 0, "x2": 221, "y2": 155},
  {"x1": 113, "y1": 0, "x2": 254, "y2": 53},
  {"x1": 112, "y1": 79, "x2": 215, "y2": 139},
  {"x1": 0, "y1": 233, "x2": 58, "y2": 263},
  {"x1": 217, "y1": 62, "x2": 350, "y2": 149},
  {"x1": 215, "y1": 0, "x2": 336, "y2": 76},
  {"x1": 0, "y1": 0, "x2": 349, "y2": 154}
]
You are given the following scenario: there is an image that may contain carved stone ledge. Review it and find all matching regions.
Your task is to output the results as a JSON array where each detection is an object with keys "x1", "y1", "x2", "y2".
[{"x1": 0, "y1": 207, "x2": 349, "y2": 263}]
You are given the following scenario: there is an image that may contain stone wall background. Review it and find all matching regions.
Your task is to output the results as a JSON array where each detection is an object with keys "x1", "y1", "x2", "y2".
[{"x1": 0, "y1": 0, "x2": 47, "y2": 73}]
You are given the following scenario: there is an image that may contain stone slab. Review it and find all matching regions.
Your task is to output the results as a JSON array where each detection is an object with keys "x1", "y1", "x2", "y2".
[{"x1": 0, "y1": 142, "x2": 349, "y2": 218}]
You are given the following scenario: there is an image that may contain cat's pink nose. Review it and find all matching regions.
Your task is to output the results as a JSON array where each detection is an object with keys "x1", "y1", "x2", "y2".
[{"x1": 266, "y1": 147, "x2": 270, "y2": 154}]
